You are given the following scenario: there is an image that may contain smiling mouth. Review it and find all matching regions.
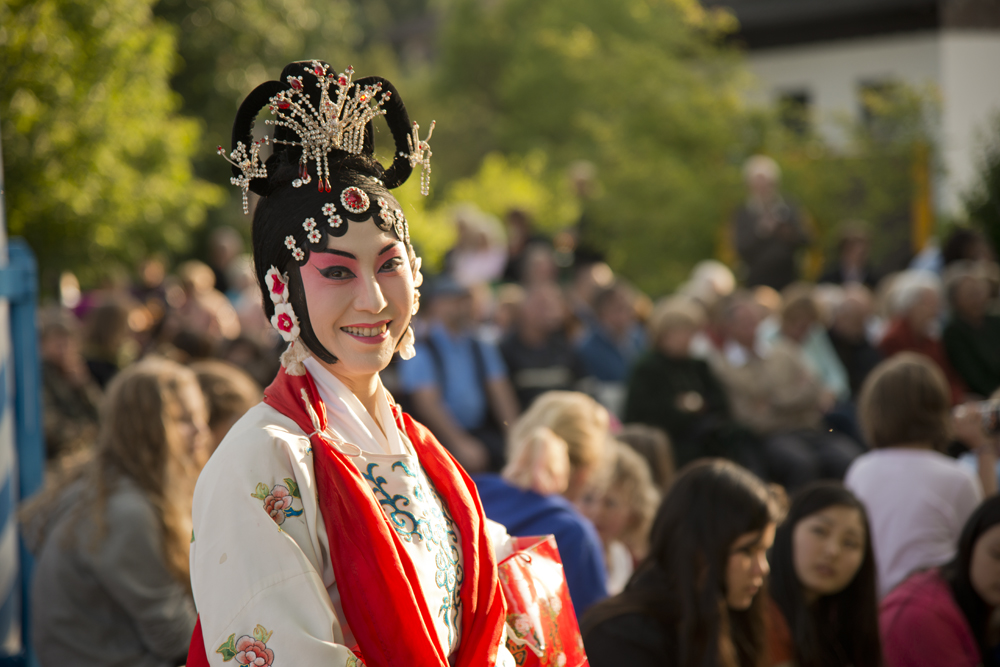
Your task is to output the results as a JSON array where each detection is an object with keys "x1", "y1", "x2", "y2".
[{"x1": 341, "y1": 322, "x2": 389, "y2": 337}]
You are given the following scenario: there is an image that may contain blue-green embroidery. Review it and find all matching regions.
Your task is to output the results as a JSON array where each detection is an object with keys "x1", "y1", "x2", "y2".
[{"x1": 362, "y1": 460, "x2": 464, "y2": 646}]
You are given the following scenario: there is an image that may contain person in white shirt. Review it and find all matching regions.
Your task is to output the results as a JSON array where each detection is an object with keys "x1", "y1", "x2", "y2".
[{"x1": 845, "y1": 352, "x2": 997, "y2": 598}]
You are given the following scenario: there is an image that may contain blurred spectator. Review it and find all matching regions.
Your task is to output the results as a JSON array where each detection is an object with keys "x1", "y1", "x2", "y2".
[
  {"x1": 819, "y1": 222, "x2": 880, "y2": 289},
  {"x1": 474, "y1": 392, "x2": 612, "y2": 615},
  {"x1": 500, "y1": 282, "x2": 586, "y2": 408},
  {"x1": 767, "y1": 284, "x2": 851, "y2": 403},
  {"x1": 501, "y1": 208, "x2": 545, "y2": 283},
  {"x1": 568, "y1": 261, "x2": 615, "y2": 330},
  {"x1": 218, "y1": 336, "x2": 281, "y2": 389},
  {"x1": 625, "y1": 297, "x2": 753, "y2": 469},
  {"x1": 579, "y1": 442, "x2": 660, "y2": 595},
  {"x1": 398, "y1": 276, "x2": 520, "y2": 472},
  {"x1": 943, "y1": 261, "x2": 1000, "y2": 397},
  {"x1": 189, "y1": 360, "x2": 263, "y2": 454},
  {"x1": 173, "y1": 260, "x2": 241, "y2": 344},
  {"x1": 880, "y1": 494, "x2": 1000, "y2": 667},
  {"x1": 568, "y1": 160, "x2": 604, "y2": 266},
  {"x1": 492, "y1": 283, "x2": 525, "y2": 338},
  {"x1": 677, "y1": 259, "x2": 736, "y2": 308},
  {"x1": 714, "y1": 295, "x2": 862, "y2": 490},
  {"x1": 732, "y1": 155, "x2": 810, "y2": 291},
  {"x1": 22, "y1": 357, "x2": 208, "y2": 667},
  {"x1": 880, "y1": 270, "x2": 965, "y2": 404},
  {"x1": 207, "y1": 225, "x2": 244, "y2": 297},
  {"x1": 828, "y1": 285, "x2": 883, "y2": 399},
  {"x1": 82, "y1": 295, "x2": 139, "y2": 388},
  {"x1": 577, "y1": 281, "x2": 646, "y2": 415},
  {"x1": 520, "y1": 241, "x2": 560, "y2": 287},
  {"x1": 615, "y1": 424, "x2": 675, "y2": 495},
  {"x1": 38, "y1": 307, "x2": 102, "y2": 461},
  {"x1": 766, "y1": 482, "x2": 881, "y2": 667},
  {"x1": 582, "y1": 459, "x2": 779, "y2": 667},
  {"x1": 444, "y1": 205, "x2": 508, "y2": 287},
  {"x1": 942, "y1": 227, "x2": 995, "y2": 269},
  {"x1": 846, "y1": 354, "x2": 992, "y2": 598}
]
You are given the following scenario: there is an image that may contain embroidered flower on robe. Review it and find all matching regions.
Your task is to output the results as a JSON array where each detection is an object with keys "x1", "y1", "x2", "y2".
[
  {"x1": 216, "y1": 625, "x2": 274, "y2": 665},
  {"x1": 251, "y1": 480, "x2": 303, "y2": 525}
]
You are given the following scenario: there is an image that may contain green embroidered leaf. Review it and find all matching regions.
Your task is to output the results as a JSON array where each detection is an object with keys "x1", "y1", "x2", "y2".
[
  {"x1": 216, "y1": 633, "x2": 237, "y2": 661},
  {"x1": 284, "y1": 478, "x2": 301, "y2": 498},
  {"x1": 190, "y1": 530, "x2": 195, "y2": 543},
  {"x1": 252, "y1": 624, "x2": 272, "y2": 644},
  {"x1": 251, "y1": 483, "x2": 270, "y2": 500}
]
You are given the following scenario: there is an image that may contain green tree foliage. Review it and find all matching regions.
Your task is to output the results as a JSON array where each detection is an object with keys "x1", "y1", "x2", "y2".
[
  {"x1": 0, "y1": 0, "x2": 221, "y2": 284},
  {"x1": 428, "y1": 0, "x2": 751, "y2": 292},
  {"x1": 965, "y1": 114, "x2": 1000, "y2": 259}
]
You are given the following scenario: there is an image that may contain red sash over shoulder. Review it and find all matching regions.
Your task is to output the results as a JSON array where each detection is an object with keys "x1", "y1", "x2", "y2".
[{"x1": 188, "y1": 367, "x2": 506, "y2": 667}]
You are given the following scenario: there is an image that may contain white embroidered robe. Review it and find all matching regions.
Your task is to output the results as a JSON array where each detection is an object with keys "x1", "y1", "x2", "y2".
[{"x1": 190, "y1": 361, "x2": 513, "y2": 666}]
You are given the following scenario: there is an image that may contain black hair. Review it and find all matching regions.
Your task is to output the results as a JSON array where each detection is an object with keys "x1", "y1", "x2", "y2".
[
  {"x1": 768, "y1": 482, "x2": 882, "y2": 667},
  {"x1": 942, "y1": 495, "x2": 1000, "y2": 666},
  {"x1": 583, "y1": 459, "x2": 778, "y2": 667},
  {"x1": 229, "y1": 60, "x2": 422, "y2": 364}
]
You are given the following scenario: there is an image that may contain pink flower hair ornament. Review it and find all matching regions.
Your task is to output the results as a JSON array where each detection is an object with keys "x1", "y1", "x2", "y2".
[{"x1": 264, "y1": 267, "x2": 289, "y2": 305}]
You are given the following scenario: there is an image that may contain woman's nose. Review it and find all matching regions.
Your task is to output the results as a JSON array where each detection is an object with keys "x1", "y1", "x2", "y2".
[{"x1": 357, "y1": 274, "x2": 388, "y2": 312}]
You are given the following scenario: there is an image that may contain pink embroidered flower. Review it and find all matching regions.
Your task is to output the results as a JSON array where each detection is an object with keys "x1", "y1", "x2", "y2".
[
  {"x1": 513, "y1": 614, "x2": 531, "y2": 637},
  {"x1": 271, "y1": 302, "x2": 300, "y2": 342},
  {"x1": 235, "y1": 635, "x2": 274, "y2": 666},
  {"x1": 264, "y1": 267, "x2": 288, "y2": 305},
  {"x1": 549, "y1": 595, "x2": 562, "y2": 614},
  {"x1": 264, "y1": 485, "x2": 294, "y2": 524}
]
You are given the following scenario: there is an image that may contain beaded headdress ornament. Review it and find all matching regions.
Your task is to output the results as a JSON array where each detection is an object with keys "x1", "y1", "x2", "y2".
[{"x1": 222, "y1": 60, "x2": 431, "y2": 373}]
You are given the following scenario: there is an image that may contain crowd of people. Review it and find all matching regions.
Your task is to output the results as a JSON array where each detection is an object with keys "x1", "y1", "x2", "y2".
[{"x1": 23, "y1": 147, "x2": 1000, "y2": 667}]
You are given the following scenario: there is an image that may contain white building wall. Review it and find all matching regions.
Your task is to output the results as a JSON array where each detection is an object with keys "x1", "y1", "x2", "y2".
[{"x1": 744, "y1": 31, "x2": 1000, "y2": 215}]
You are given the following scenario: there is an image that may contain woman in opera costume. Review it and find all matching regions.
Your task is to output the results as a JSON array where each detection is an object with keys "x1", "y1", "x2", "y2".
[{"x1": 187, "y1": 60, "x2": 516, "y2": 667}]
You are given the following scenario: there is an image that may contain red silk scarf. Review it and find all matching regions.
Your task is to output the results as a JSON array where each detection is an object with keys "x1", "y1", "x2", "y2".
[{"x1": 188, "y1": 367, "x2": 506, "y2": 667}]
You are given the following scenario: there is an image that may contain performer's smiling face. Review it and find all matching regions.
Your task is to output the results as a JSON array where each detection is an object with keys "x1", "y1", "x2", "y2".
[{"x1": 299, "y1": 220, "x2": 414, "y2": 383}]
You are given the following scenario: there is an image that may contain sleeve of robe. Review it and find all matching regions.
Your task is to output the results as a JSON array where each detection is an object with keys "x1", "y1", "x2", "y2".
[{"x1": 189, "y1": 403, "x2": 362, "y2": 667}]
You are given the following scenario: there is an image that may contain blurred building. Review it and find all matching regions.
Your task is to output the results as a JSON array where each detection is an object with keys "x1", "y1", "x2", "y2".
[{"x1": 709, "y1": 0, "x2": 1000, "y2": 214}]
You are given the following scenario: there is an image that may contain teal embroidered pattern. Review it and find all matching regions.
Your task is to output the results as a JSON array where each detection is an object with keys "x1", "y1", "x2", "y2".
[{"x1": 362, "y1": 461, "x2": 464, "y2": 646}]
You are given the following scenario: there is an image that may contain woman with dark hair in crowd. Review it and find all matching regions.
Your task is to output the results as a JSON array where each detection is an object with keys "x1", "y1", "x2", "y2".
[
  {"x1": 766, "y1": 482, "x2": 881, "y2": 667},
  {"x1": 187, "y1": 61, "x2": 517, "y2": 666},
  {"x1": 881, "y1": 494, "x2": 1000, "y2": 666},
  {"x1": 23, "y1": 357, "x2": 209, "y2": 667},
  {"x1": 582, "y1": 459, "x2": 780, "y2": 667}
]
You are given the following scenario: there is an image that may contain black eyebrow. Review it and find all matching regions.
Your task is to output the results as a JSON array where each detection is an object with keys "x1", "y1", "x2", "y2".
[
  {"x1": 318, "y1": 248, "x2": 356, "y2": 260},
  {"x1": 378, "y1": 243, "x2": 399, "y2": 256}
]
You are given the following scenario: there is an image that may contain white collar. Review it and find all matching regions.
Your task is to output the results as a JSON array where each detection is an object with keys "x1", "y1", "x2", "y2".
[{"x1": 302, "y1": 356, "x2": 405, "y2": 456}]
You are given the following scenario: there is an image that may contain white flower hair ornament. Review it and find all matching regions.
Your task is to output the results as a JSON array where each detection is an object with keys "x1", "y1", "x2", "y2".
[{"x1": 264, "y1": 266, "x2": 310, "y2": 375}]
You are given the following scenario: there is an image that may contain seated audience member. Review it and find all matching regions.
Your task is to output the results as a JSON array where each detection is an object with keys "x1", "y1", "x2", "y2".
[
  {"x1": 616, "y1": 423, "x2": 675, "y2": 494},
  {"x1": 943, "y1": 261, "x2": 1000, "y2": 397},
  {"x1": 474, "y1": 392, "x2": 611, "y2": 616},
  {"x1": 846, "y1": 353, "x2": 992, "y2": 598},
  {"x1": 38, "y1": 307, "x2": 102, "y2": 461},
  {"x1": 500, "y1": 281, "x2": 587, "y2": 408},
  {"x1": 576, "y1": 281, "x2": 646, "y2": 414},
  {"x1": 881, "y1": 495, "x2": 1000, "y2": 667},
  {"x1": 714, "y1": 295, "x2": 862, "y2": 490},
  {"x1": 767, "y1": 482, "x2": 881, "y2": 667},
  {"x1": 22, "y1": 357, "x2": 208, "y2": 667},
  {"x1": 625, "y1": 297, "x2": 754, "y2": 469},
  {"x1": 819, "y1": 222, "x2": 879, "y2": 289},
  {"x1": 583, "y1": 459, "x2": 780, "y2": 667},
  {"x1": 879, "y1": 270, "x2": 965, "y2": 404},
  {"x1": 827, "y1": 284, "x2": 882, "y2": 399},
  {"x1": 189, "y1": 359, "x2": 263, "y2": 454},
  {"x1": 580, "y1": 441, "x2": 660, "y2": 595},
  {"x1": 769, "y1": 284, "x2": 851, "y2": 403},
  {"x1": 398, "y1": 276, "x2": 520, "y2": 472}
]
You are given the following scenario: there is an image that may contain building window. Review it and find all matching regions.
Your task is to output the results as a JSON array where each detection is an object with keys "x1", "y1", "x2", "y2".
[{"x1": 777, "y1": 89, "x2": 811, "y2": 135}]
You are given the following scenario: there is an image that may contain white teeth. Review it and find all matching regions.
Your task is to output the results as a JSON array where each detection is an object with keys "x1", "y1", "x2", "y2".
[{"x1": 342, "y1": 323, "x2": 388, "y2": 337}]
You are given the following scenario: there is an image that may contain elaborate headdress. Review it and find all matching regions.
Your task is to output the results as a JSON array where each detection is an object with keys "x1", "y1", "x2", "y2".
[{"x1": 222, "y1": 60, "x2": 432, "y2": 374}]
